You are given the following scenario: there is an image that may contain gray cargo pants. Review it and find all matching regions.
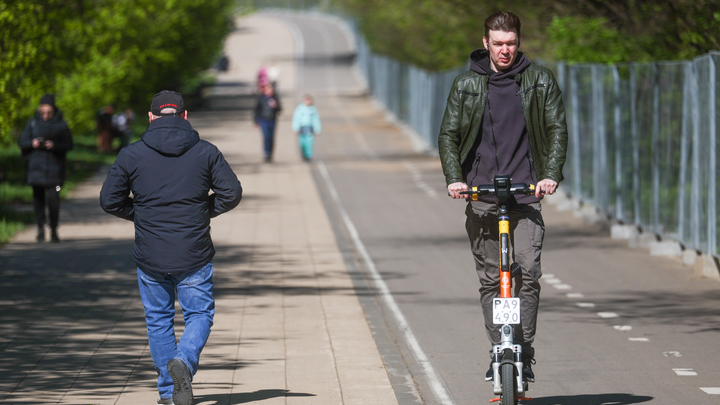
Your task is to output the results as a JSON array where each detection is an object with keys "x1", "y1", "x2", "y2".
[{"x1": 465, "y1": 200, "x2": 544, "y2": 349}]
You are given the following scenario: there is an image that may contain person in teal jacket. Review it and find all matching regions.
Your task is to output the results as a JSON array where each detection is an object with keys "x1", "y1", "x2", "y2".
[{"x1": 291, "y1": 94, "x2": 322, "y2": 160}]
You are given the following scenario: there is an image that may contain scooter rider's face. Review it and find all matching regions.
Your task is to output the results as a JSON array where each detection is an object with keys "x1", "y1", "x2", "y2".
[{"x1": 484, "y1": 30, "x2": 519, "y2": 72}]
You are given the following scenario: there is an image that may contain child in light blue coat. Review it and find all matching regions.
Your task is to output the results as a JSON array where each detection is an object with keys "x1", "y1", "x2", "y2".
[{"x1": 291, "y1": 94, "x2": 321, "y2": 160}]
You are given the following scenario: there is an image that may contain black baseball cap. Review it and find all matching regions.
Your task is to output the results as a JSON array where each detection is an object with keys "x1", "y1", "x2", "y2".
[{"x1": 150, "y1": 90, "x2": 185, "y2": 116}]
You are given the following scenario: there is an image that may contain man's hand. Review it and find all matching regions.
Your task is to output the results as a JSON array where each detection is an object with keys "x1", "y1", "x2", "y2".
[
  {"x1": 32, "y1": 139, "x2": 41, "y2": 149},
  {"x1": 44, "y1": 140, "x2": 54, "y2": 149},
  {"x1": 448, "y1": 182, "x2": 469, "y2": 199},
  {"x1": 535, "y1": 179, "x2": 558, "y2": 198}
]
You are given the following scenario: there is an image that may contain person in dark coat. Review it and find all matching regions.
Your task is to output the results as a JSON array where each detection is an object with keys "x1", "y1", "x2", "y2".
[
  {"x1": 18, "y1": 94, "x2": 74, "y2": 243},
  {"x1": 253, "y1": 83, "x2": 282, "y2": 162},
  {"x1": 100, "y1": 90, "x2": 242, "y2": 405}
]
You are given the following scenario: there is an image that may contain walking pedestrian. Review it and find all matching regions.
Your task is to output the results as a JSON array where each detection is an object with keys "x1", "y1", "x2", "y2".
[
  {"x1": 256, "y1": 64, "x2": 268, "y2": 91},
  {"x1": 18, "y1": 94, "x2": 74, "y2": 243},
  {"x1": 97, "y1": 104, "x2": 117, "y2": 152},
  {"x1": 253, "y1": 84, "x2": 282, "y2": 162},
  {"x1": 100, "y1": 90, "x2": 242, "y2": 405},
  {"x1": 291, "y1": 94, "x2": 321, "y2": 161},
  {"x1": 266, "y1": 60, "x2": 280, "y2": 91},
  {"x1": 114, "y1": 108, "x2": 135, "y2": 149},
  {"x1": 438, "y1": 11, "x2": 568, "y2": 383}
]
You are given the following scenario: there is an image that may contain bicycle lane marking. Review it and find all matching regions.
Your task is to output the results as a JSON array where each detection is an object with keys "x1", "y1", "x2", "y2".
[
  {"x1": 542, "y1": 275, "x2": 645, "y2": 340},
  {"x1": 318, "y1": 161, "x2": 457, "y2": 405},
  {"x1": 542, "y1": 259, "x2": 720, "y2": 396}
]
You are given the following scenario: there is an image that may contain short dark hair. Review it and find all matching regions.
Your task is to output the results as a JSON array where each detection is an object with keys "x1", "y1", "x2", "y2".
[{"x1": 484, "y1": 12, "x2": 521, "y2": 38}]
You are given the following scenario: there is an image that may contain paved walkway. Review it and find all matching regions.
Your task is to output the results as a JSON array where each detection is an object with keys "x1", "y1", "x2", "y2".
[{"x1": 0, "y1": 14, "x2": 398, "y2": 405}]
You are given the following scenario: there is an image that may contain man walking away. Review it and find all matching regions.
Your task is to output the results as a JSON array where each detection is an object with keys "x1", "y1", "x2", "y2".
[
  {"x1": 439, "y1": 11, "x2": 568, "y2": 383},
  {"x1": 100, "y1": 90, "x2": 242, "y2": 405}
]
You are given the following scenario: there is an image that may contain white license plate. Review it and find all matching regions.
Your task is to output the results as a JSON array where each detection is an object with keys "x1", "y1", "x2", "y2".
[{"x1": 493, "y1": 298, "x2": 520, "y2": 324}]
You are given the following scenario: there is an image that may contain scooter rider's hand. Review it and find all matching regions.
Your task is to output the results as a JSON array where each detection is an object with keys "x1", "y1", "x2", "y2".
[
  {"x1": 535, "y1": 179, "x2": 557, "y2": 198},
  {"x1": 448, "y1": 182, "x2": 469, "y2": 200}
]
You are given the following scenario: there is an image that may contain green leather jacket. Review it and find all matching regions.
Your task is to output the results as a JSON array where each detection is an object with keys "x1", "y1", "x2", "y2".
[{"x1": 438, "y1": 62, "x2": 568, "y2": 186}]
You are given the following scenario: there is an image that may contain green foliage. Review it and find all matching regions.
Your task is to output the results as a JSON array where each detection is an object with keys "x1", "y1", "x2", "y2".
[
  {"x1": 332, "y1": 0, "x2": 720, "y2": 71},
  {"x1": 547, "y1": 16, "x2": 650, "y2": 64},
  {"x1": 336, "y1": 0, "x2": 504, "y2": 71},
  {"x1": 0, "y1": 0, "x2": 235, "y2": 144},
  {"x1": 0, "y1": 209, "x2": 33, "y2": 244}
]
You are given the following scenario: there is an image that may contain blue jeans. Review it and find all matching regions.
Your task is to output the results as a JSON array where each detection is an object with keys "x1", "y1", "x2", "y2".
[
  {"x1": 137, "y1": 263, "x2": 215, "y2": 398},
  {"x1": 259, "y1": 119, "x2": 276, "y2": 158}
]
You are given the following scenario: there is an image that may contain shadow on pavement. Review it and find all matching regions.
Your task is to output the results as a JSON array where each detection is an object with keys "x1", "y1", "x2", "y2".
[
  {"x1": 0, "y1": 236, "x2": 373, "y2": 400},
  {"x1": 527, "y1": 393, "x2": 653, "y2": 405},
  {"x1": 196, "y1": 389, "x2": 315, "y2": 404},
  {"x1": 273, "y1": 51, "x2": 356, "y2": 66},
  {"x1": 541, "y1": 289, "x2": 720, "y2": 333}
]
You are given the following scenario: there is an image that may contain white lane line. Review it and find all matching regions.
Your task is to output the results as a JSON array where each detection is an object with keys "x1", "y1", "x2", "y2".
[
  {"x1": 576, "y1": 302, "x2": 596, "y2": 308},
  {"x1": 553, "y1": 284, "x2": 572, "y2": 290},
  {"x1": 662, "y1": 351, "x2": 682, "y2": 357},
  {"x1": 700, "y1": 387, "x2": 720, "y2": 394},
  {"x1": 543, "y1": 273, "x2": 555, "y2": 278},
  {"x1": 628, "y1": 337, "x2": 650, "y2": 342},
  {"x1": 673, "y1": 368, "x2": 698, "y2": 376},
  {"x1": 403, "y1": 161, "x2": 437, "y2": 198},
  {"x1": 544, "y1": 278, "x2": 562, "y2": 284},
  {"x1": 567, "y1": 293, "x2": 584, "y2": 298},
  {"x1": 597, "y1": 312, "x2": 619, "y2": 318},
  {"x1": 318, "y1": 162, "x2": 456, "y2": 405},
  {"x1": 614, "y1": 325, "x2": 632, "y2": 331}
]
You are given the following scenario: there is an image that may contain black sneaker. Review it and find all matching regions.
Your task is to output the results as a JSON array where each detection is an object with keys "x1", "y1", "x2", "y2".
[
  {"x1": 157, "y1": 398, "x2": 174, "y2": 405},
  {"x1": 523, "y1": 357, "x2": 536, "y2": 382},
  {"x1": 167, "y1": 358, "x2": 193, "y2": 405},
  {"x1": 36, "y1": 227, "x2": 45, "y2": 243},
  {"x1": 485, "y1": 359, "x2": 494, "y2": 381}
]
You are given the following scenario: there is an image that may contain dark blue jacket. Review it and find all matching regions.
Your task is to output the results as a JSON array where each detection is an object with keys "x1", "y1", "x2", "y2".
[{"x1": 100, "y1": 116, "x2": 242, "y2": 273}]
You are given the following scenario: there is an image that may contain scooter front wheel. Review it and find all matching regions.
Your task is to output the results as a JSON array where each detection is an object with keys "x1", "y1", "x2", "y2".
[{"x1": 501, "y1": 362, "x2": 518, "y2": 405}]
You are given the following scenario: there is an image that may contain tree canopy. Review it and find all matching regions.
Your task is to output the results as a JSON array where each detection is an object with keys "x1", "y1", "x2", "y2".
[
  {"x1": 334, "y1": 0, "x2": 720, "y2": 70},
  {"x1": 0, "y1": 0, "x2": 235, "y2": 143}
]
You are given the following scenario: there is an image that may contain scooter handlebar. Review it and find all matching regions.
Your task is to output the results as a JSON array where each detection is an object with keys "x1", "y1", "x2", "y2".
[
  {"x1": 460, "y1": 183, "x2": 535, "y2": 196},
  {"x1": 446, "y1": 183, "x2": 535, "y2": 196}
]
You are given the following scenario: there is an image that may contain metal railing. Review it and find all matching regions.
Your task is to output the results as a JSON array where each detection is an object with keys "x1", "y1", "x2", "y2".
[
  {"x1": 353, "y1": 28, "x2": 465, "y2": 150},
  {"x1": 541, "y1": 56, "x2": 719, "y2": 256}
]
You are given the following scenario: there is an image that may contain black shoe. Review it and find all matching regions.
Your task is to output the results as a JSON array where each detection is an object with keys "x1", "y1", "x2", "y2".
[
  {"x1": 157, "y1": 398, "x2": 174, "y2": 405},
  {"x1": 485, "y1": 359, "x2": 494, "y2": 381},
  {"x1": 523, "y1": 357, "x2": 536, "y2": 382},
  {"x1": 167, "y1": 358, "x2": 193, "y2": 405},
  {"x1": 36, "y1": 227, "x2": 45, "y2": 243},
  {"x1": 50, "y1": 228, "x2": 60, "y2": 243}
]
